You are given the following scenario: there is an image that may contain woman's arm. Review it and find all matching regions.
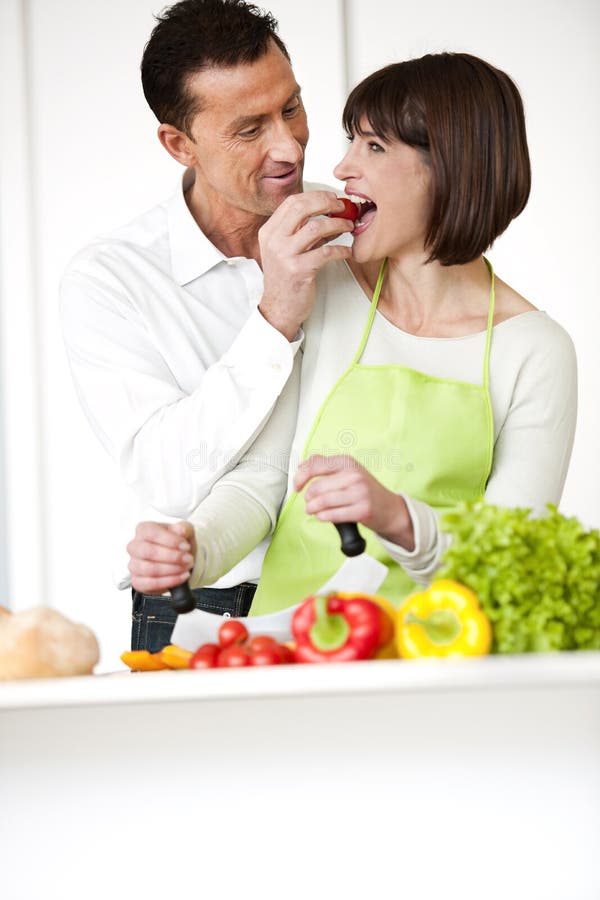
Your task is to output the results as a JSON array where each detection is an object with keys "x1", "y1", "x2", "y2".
[{"x1": 127, "y1": 357, "x2": 300, "y2": 592}]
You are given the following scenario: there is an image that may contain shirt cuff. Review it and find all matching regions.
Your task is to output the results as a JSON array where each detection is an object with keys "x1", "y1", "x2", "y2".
[
  {"x1": 221, "y1": 307, "x2": 303, "y2": 378},
  {"x1": 377, "y1": 494, "x2": 443, "y2": 583}
]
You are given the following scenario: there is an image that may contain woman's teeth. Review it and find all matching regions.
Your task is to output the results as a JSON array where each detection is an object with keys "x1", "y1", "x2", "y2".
[{"x1": 346, "y1": 195, "x2": 377, "y2": 225}]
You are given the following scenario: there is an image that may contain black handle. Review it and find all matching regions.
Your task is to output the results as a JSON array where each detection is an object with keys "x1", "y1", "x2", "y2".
[
  {"x1": 335, "y1": 522, "x2": 366, "y2": 558},
  {"x1": 170, "y1": 581, "x2": 196, "y2": 614}
]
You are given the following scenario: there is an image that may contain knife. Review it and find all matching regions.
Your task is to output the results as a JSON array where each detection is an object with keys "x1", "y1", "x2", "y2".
[
  {"x1": 169, "y1": 522, "x2": 388, "y2": 651},
  {"x1": 319, "y1": 522, "x2": 388, "y2": 595}
]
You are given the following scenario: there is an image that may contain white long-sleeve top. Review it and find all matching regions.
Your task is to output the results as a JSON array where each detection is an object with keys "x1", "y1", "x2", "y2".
[
  {"x1": 190, "y1": 258, "x2": 578, "y2": 588},
  {"x1": 60, "y1": 169, "x2": 330, "y2": 588}
]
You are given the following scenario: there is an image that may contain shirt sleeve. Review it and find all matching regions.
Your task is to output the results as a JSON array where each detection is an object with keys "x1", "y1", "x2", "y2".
[
  {"x1": 60, "y1": 263, "x2": 302, "y2": 518},
  {"x1": 185, "y1": 355, "x2": 300, "y2": 586},
  {"x1": 375, "y1": 318, "x2": 578, "y2": 583}
]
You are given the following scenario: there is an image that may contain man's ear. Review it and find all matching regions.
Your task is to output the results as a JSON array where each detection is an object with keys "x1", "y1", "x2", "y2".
[{"x1": 157, "y1": 124, "x2": 197, "y2": 166}]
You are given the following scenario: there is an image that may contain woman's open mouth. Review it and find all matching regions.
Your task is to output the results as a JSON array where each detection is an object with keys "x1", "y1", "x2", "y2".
[{"x1": 347, "y1": 195, "x2": 377, "y2": 235}]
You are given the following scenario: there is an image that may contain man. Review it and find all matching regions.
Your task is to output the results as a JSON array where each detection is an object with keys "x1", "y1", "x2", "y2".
[{"x1": 60, "y1": 0, "x2": 352, "y2": 651}]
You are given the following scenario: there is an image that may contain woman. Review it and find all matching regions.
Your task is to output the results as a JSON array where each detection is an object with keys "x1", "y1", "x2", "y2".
[{"x1": 128, "y1": 52, "x2": 577, "y2": 617}]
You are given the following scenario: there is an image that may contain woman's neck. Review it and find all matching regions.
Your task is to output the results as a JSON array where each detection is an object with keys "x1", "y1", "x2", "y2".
[{"x1": 350, "y1": 255, "x2": 493, "y2": 338}]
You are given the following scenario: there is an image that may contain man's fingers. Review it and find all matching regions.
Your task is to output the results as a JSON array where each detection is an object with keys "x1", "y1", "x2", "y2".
[{"x1": 268, "y1": 191, "x2": 346, "y2": 233}]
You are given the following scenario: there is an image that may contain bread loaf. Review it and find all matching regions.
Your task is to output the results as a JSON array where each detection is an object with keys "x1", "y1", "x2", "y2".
[{"x1": 0, "y1": 606, "x2": 99, "y2": 679}]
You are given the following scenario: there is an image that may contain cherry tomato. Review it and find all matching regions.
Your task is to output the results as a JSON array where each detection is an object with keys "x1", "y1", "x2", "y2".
[
  {"x1": 217, "y1": 645, "x2": 250, "y2": 667},
  {"x1": 275, "y1": 644, "x2": 294, "y2": 665},
  {"x1": 218, "y1": 619, "x2": 249, "y2": 648},
  {"x1": 249, "y1": 647, "x2": 281, "y2": 667},
  {"x1": 247, "y1": 635, "x2": 280, "y2": 653},
  {"x1": 328, "y1": 198, "x2": 359, "y2": 221},
  {"x1": 190, "y1": 643, "x2": 220, "y2": 670}
]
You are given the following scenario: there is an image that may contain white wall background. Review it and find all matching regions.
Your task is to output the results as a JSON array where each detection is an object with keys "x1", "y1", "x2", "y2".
[{"x1": 0, "y1": 0, "x2": 598, "y2": 672}]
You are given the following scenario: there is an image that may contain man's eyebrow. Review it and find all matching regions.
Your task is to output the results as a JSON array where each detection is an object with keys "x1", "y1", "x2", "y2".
[{"x1": 229, "y1": 88, "x2": 302, "y2": 131}]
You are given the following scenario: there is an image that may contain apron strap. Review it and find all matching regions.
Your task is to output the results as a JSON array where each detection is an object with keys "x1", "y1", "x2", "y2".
[
  {"x1": 351, "y1": 258, "x2": 388, "y2": 366},
  {"x1": 482, "y1": 257, "x2": 496, "y2": 391},
  {"x1": 353, "y1": 255, "x2": 496, "y2": 390}
]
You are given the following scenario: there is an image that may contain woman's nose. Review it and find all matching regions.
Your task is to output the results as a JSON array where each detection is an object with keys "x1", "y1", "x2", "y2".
[{"x1": 333, "y1": 146, "x2": 353, "y2": 182}]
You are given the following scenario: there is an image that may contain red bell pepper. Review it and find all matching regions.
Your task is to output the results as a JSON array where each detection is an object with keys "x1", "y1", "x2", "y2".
[{"x1": 292, "y1": 594, "x2": 382, "y2": 663}]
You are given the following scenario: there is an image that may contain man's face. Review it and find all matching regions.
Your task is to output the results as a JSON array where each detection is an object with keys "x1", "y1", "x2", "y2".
[{"x1": 185, "y1": 42, "x2": 308, "y2": 222}]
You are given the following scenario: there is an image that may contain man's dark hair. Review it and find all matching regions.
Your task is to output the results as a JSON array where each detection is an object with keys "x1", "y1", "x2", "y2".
[
  {"x1": 343, "y1": 52, "x2": 531, "y2": 266},
  {"x1": 141, "y1": 0, "x2": 290, "y2": 136}
]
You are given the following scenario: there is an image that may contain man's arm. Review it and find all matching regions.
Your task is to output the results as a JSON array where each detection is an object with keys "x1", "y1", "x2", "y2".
[
  {"x1": 60, "y1": 192, "x2": 351, "y2": 519},
  {"x1": 60, "y1": 260, "x2": 300, "y2": 518}
]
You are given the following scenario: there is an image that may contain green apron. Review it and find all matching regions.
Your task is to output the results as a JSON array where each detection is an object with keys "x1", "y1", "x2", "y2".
[{"x1": 250, "y1": 258, "x2": 495, "y2": 615}]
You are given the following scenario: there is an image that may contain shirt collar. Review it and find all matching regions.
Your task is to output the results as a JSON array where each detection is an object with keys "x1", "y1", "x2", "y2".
[{"x1": 168, "y1": 168, "x2": 227, "y2": 285}]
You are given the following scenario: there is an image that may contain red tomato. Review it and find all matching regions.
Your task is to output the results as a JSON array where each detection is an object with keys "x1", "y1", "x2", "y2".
[
  {"x1": 218, "y1": 619, "x2": 249, "y2": 648},
  {"x1": 190, "y1": 643, "x2": 220, "y2": 670},
  {"x1": 327, "y1": 198, "x2": 359, "y2": 221},
  {"x1": 217, "y1": 645, "x2": 250, "y2": 667},
  {"x1": 249, "y1": 647, "x2": 281, "y2": 667},
  {"x1": 247, "y1": 635, "x2": 280, "y2": 653},
  {"x1": 275, "y1": 644, "x2": 294, "y2": 665}
]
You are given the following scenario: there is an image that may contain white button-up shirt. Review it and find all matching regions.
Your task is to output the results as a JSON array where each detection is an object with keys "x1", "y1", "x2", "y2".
[{"x1": 60, "y1": 168, "x2": 311, "y2": 588}]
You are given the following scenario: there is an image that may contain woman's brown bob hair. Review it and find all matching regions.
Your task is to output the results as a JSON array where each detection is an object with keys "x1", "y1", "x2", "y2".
[{"x1": 342, "y1": 53, "x2": 531, "y2": 266}]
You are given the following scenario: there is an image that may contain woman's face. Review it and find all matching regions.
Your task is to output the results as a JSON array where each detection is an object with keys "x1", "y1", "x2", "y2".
[{"x1": 333, "y1": 117, "x2": 432, "y2": 264}]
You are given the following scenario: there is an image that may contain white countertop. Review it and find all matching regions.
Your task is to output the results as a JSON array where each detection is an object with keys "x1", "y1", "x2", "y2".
[{"x1": 2, "y1": 649, "x2": 600, "y2": 711}]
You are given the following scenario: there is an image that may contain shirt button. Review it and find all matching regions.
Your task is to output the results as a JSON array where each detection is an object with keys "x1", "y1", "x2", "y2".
[
  {"x1": 271, "y1": 362, "x2": 282, "y2": 372},
  {"x1": 226, "y1": 259, "x2": 237, "y2": 267}
]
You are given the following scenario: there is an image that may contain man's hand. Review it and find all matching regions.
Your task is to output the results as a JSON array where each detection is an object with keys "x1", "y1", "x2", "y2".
[
  {"x1": 294, "y1": 455, "x2": 415, "y2": 551},
  {"x1": 127, "y1": 521, "x2": 197, "y2": 593},
  {"x1": 258, "y1": 191, "x2": 354, "y2": 341}
]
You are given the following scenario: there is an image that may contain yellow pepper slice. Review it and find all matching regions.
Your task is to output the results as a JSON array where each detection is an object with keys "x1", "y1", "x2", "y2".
[
  {"x1": 396, "y1": 579, "x2": 491, "y2": 658},
  {"x1": 120, "y1": 650, "x2": 169, "y2": 671},
  {"x1": 159, "y1": 644, "x2": 194, "y2": 669}
]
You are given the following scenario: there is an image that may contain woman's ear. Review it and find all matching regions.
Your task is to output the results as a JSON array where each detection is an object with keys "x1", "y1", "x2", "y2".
[{"x1": 157, "y1": 124, "x2": 197, "y2": 166}]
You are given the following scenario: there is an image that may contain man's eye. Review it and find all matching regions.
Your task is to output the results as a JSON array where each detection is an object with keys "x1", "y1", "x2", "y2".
[
  {"x1": 283, "y1": 102, "x2": 300, "y2": 117},
  {"x1": 239, "y1": 127, "x2": 260, "y2": 139}
]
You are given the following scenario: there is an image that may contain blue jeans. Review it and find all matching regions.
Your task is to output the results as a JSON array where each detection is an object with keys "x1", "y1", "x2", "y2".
[{"x1": 131, "y1": 584, "x2": 256, "y2": 653}]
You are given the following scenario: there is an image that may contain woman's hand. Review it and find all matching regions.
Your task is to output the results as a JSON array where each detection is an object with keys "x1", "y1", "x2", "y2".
[
  {"x1": 294, "y1": 454, "x2": 415, "y2": 551},
  {"x1": 127, "y1": 522, "x2": 197, "y2": 593}
]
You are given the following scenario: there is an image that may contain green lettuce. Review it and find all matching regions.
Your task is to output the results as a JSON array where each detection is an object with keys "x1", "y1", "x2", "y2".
[{"x1": 437, "y1": 502, "x2": 600, "y2": 653}]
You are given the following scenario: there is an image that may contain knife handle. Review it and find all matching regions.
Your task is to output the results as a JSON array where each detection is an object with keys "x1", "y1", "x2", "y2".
[
  {"x1": 170, "y1": 581, "x2": 196, "y2": 614},
  {"x1": 335, "y1": 522, "x2": 366, "y2": 558}
]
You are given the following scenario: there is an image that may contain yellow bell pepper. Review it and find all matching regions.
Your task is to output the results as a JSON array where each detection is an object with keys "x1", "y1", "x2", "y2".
[{"x1": 396, "y1": 579, "x2": 491, "y2": 658}]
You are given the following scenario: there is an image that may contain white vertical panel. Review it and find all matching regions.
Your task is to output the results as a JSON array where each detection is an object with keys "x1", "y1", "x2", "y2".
[
  {"x1": 267, "y1": 0, "x2": 348, "y2": 185},
  {"x1": 346, "y1": 0, "x2": 600, "y2": 526},
  {"x1": 0, "y1": 0, "x2": 46, "y2": 610}
]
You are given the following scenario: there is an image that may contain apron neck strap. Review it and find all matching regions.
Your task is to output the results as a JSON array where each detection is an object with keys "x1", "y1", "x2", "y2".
[
  {"x1": 352, "y1": 256, "x2": 496, "y2": 388},
  {"x1": 482, "y1": 256, "x2": 495, "y2": 391},
  {"x1": 352, "y1": 258, "x2": 388, "y2": 365}
]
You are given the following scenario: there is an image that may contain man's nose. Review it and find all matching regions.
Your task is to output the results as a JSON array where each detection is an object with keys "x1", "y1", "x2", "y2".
[{"x1": 268, "y1": 121, "x2": 306, "y2": 163}]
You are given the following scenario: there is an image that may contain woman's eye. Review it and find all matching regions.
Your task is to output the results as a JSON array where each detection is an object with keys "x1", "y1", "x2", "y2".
[{"x1": 368, "y1": 141, "x2": 384, "y2": 153}]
